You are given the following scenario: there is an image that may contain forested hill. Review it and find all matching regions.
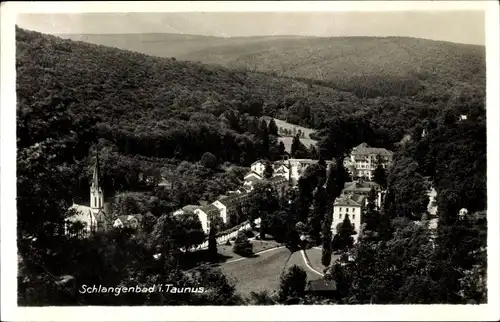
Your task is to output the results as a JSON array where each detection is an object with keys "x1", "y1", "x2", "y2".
[{"x1": 59, "y1": 33, "x2": 485, "y2": 99}]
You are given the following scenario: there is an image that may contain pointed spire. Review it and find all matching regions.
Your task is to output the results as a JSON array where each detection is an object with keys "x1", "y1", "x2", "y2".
[{"x1": 92, "y1": 151, "x2": 100, "y2": 189}]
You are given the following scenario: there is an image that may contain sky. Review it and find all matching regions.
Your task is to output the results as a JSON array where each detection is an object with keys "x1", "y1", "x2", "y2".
[{"x1": 17, "y1": 11, "x2": 485, "y2": 45}]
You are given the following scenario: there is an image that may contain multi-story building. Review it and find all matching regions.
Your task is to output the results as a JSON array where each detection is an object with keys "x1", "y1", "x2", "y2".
[
  {"x1": 342, "y1": 179, "x2": 383, "y2": 209},
  {"x1": 250, "y1": 160, "x2": 267, "y2": 177},
  {"x1": 243, "y1": 171, "x2": 263, "y2": 191},
  {"x1": 113, "y1": 214, "x2": 142, "y2": 229},
  {"x1": 272, "y1": 158, "x2": 332, "y2": 185},
  {"x1": 344, "y1": 143, "x2": 393, "y2": 180},
  {"x1": 331, "y1": 194, "x2": 367, "y2": 242},
  {"x1": 66, "y1": 153, "x2": 108, "y2": 237},
  {"x1": 194, "y1": 204, "x2": 220, "y2": 233}
]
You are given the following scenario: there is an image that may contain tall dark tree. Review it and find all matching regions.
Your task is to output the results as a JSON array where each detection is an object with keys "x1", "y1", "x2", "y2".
[
  {"x1": 290, "y1": 134, "x2": 302, "y2": 158},
  {"x1": 259, "y1": 119, "x2": 270, "y2": 158},
  {"x1": 268, "y1": 118, "x2": 279, "y2": 136},
  {"x1": 278, "y1": 141, "x2": 286, "y2": 156},
  {"x1": 373, "y1": 156, "x2": 387, "y2": 188},
  {"x1": 278, "y1": 265, "x2": 307, "y2": 303},
  {"x1": 321, "y1": 209, "x2": 333, "y2": 267},
  {"x1": 208, "y1": 221, "x2": 218, "y2": 261},
  {"x1": 310, "y1": 186, "x2": 328, "y2": 244},
  {"x1": 332, "y1": 216, "x2": 356, "y2": 251},
  {"x1": 264, "y1": 160, "x2": 274, "y2": 179}
]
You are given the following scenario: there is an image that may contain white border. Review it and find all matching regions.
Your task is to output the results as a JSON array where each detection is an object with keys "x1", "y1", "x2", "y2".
[{"x1": 1, "y1": 1, "x2": 499, "y2": 321}]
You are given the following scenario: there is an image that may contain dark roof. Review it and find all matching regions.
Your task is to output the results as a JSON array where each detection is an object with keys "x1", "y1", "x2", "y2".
[
  {"x1": 117, "y1": 214, "x2": 141, "y2": 224},
  {"x1": 307, "y1": 279, "x2": 337, "y2": 292},
  {"x1": 251, "y1": 159, "x2": 267, "y2": 166},
  {"x1": 343, "y1": 181, "x2": 380, "y2": 192},
  {"x1": 351, "y1": 143, "x2": 393, "y2": 156},
  {"x1": 218, "y1": 194, "x2": 245, "y2": 207},
  {"x1": 199, "y1": 204, "x2": 220, "y2": 215},
  {"x1": 334, "y1": 194, "x2": 366, "y2": 207},
  {"x1": 244, "y1": 176, "x2": 262, "y2": 184},
  {"x1": 182, "y1": 205, "x2": 200, "y2": 212},
  {"x1": 244, "y1": 171, "x2": 262, "y2": 179}
]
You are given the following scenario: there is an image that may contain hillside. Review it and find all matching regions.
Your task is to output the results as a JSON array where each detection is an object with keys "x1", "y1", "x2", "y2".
[
  {"x1": 59, "y1": 33, "x2": 485, "y2": 98},
  {"x1": 18, "y1": 28, "x2": 485, "y2": 163}
]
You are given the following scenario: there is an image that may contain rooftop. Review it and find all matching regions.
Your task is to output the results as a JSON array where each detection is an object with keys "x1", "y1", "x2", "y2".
[
  {"x1": 198, "y1": 204, "x2": 220, "y2": 214},
  {"x1": 307, "y1": 279, "x2": 337, "y2": 292},
  {"x1": 343, "y1": 181, "x2": 380, "y2": 192},
  {"x1": 334, "y1": 194, "x2": 366, "y2": 207},
  {"x1": 351, "y1": 143, "x2": 393, "y2": 156}
]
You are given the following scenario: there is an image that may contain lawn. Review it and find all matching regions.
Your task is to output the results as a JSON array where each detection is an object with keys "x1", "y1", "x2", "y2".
[
  {"x1": 271, "y1": 118, "x2": 316, "y2": 139},
  {"x1": 217, "y1": 239, "x2": 282, "y2": 262},
  {"x1": 220, "y1": 247, "x2": 323, "y2": 296},
  {"x1": 278, "y1": 137, "x2": 318, "y2": 153},
  {"x1": 305, "y1": 247, "x2": 341, "y2": 275}
]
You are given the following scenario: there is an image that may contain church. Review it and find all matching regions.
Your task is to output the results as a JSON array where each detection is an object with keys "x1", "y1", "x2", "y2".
[{"x1": 65, "y1": 154, "x2": 109, "y2": 237}]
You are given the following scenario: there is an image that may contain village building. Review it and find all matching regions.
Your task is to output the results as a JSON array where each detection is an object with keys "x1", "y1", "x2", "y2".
[
  {"x1": 343, "y1": 143, "x2": 393, "y2": 180},
  {"x1": 342, "y1": 179, "x2": 383, "y2": 209},
  {"x1": 331, "y1": 193, "x2": 367, "y2": 242},
  {"x1": 250, "y1": 160, "x2": 267, "y2": 177},
  {"x1": 243, "y1": 171, "x2": 263, "y2": 191},
  {"x1": 194, "y1": 204, "x2": 220, "y2": 233},
  {"x1": 113, "y1": 214, "x2": 142, "y2": 229},
  {"x1": 307, "y1": 279, "x2": 337, "y2": 297},
  {"x1": 65, "y1": 154, "x2": 109, "y2": 237}
]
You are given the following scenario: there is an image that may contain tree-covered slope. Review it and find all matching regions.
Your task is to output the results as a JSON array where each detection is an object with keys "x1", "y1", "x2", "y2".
[{"x1": 59, "y1": 33, "x2": 485, "y2": 98}]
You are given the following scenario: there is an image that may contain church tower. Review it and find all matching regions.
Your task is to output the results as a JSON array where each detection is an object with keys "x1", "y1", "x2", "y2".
[{"x1": 90, "y1": 153, "x2": 104, "y2": 211}]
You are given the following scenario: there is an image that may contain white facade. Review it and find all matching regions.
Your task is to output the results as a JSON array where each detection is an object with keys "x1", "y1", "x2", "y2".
[
  {"x1": 331, "y1": 205, "x2": 362, "y2": 241},
  {"x1": 250, "y1": 161, "x2": 266, "y2": 177},
  {"x1": 194, "y1": 209, "x2": 210, "y2": 233},
  {"x1": 212, "y1": 200, "x2": 228, "y2": 224},
  {"x1": 344, "y1": 143, "x2": 393, "y2": 180}
]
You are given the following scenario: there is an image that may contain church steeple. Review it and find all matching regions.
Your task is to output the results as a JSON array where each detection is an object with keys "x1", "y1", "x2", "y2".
[
  {"x1": 92, "y1": 152, "x2": 100, "y2": 189},
  {"x1": 90, "y1": 152, "x2": 104, "y2": 210}
]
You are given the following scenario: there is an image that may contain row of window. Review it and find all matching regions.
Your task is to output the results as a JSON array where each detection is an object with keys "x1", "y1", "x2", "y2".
[
  {"x1": 339, "y1": 207, "x2": 356, "y2": 213},
  {"x1": 338, "y1": 213, "x2": 356, "y2": 220}
]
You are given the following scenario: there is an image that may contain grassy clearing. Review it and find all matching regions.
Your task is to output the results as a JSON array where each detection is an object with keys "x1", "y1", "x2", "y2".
[
  {"x1": 220, "y1": 247, "x2": 290, "y2": 295},
  {"x1": 278, "y1": 136, "x2": 318, "y2": 153},
  {"x1": 220, "y1": 247, "x2": 324, "y2": 296},
  {"x1": 305, "y1": 247, "x2": 341, "y2": 275},
  {"x1": 271, "y1": 118, "x2": 316, "y2": 139}
]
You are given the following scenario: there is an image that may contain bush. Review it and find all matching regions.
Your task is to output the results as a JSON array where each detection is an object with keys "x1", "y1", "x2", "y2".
[
  {"x1": 232, "y1": 231, "x2": 253, "y2": 256},
  {"x1": 245, "y1": 229, "x2": 255, "y2": 238}
]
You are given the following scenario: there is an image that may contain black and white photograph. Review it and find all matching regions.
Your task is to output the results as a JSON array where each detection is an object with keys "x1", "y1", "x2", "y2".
[{"x1": 1, "y1": 1, "x2": 499, "y2": 321}]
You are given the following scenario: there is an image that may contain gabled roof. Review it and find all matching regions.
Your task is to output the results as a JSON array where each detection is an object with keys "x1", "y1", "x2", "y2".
[
  {"x1": 343, "y1": 181, "x2": 379, "y2": 192},
  {"x1": 307, "y1": 279, "x2": 337, "y2": 292},
  {"x1": 182, "y1": 205, "x2": 200, "y2": 212},
  {"x1": 351, "y1": 143, "x2": 393, "y2": 156},
  {"x1": 218, "y1": 193, "x2": 248, "y2": 207},
  {"x1": 198, "y1": 204, "x2": 220, "y2": 215},
  {"x1": 244, "y1": 175, "x2": 262, "y2": 185},
  {"x1": 334, "y1": 194, "x2": 366, "y2": 207},
  {"x1": 251, "y1": 159, "x2": 267, "y2": 166},
  {"x1": 117, "y1": 214, "x2": 141, "y2": 224},
  {"x1": 244, "y1": 171, "x2": 263, "y2": 179}
]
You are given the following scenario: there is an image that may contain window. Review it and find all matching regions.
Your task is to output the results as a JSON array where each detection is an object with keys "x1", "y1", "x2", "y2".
[
  {"x1": 339, "y1": 213, "x2": 342, "y2": 219},
  {"x1": 339, "y1": 207, "x2": 342, "y2": 212},
  {"x1": 346, "y1": 208, "x2": 349, "y2": 213},
  {"x1": 94, "y1": 197, "x2": 97, "y2": 208},
  {"x1": 352, "y1": 208, "x2": 355, "y2": 212},
  {"x1": 353, "y1": 214, "x2": 356, "y2": 220}
]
